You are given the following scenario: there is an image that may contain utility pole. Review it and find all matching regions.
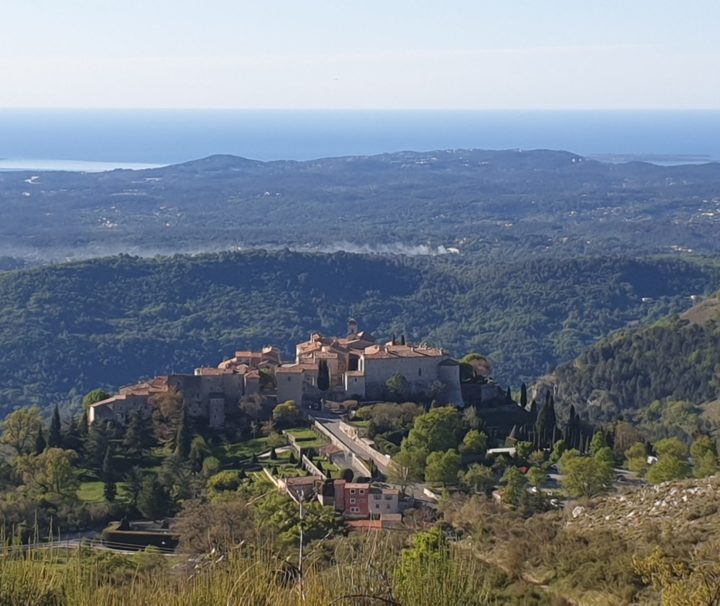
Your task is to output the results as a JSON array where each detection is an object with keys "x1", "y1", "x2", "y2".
[
  {"x1": 298, "y1": 492, "x2": 304, "y2": 583},
  {"x1": 296, "y1": 484, "x2": 317, "y2": 601}
]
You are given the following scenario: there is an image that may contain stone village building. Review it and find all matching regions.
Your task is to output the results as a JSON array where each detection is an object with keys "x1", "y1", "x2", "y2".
[{"x1": 88, "y1": 321, "x2": 463, "y2": 429}]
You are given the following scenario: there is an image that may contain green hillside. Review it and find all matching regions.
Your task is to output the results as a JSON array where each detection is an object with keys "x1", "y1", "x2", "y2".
[
  {"x1": 1, "y1": 251, "x2": 719, "y2": 416},
  {"x1": 548, "y1": 294, "x2": 720, "y2": 438}
]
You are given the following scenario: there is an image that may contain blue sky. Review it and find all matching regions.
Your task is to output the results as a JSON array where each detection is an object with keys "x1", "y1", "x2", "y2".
[{"x1": 1, "y1": 1, "x2": 718, "y2": 109}]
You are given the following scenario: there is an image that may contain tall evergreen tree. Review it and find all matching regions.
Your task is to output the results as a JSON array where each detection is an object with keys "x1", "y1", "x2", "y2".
[
  {"x1": 520, "y1": 383, "x2": 528, "y2": 409},
  {"x1": 79, "y1": 410, "x2": 89, "y2": 438},
  {"x1": 85, "y1": 422, "x2": 110, "y2": 473},
  {"x1": 535, "y1": 402, "x2": 547, "y2": 449},
  {"x1": 399, "y1": 334, "x2": 406, "y2": 346},
  {"x1": 547, "y1": 395, "x2": 557, "y2": 444},
  {"x1": 34, "y1": 428, "x2": 46, "y2": 454},
  {"x1": 48, "y1": 404, "x2": 62, "y2": 448},
  {"x1": 123, "y1": 411, "x2": 155, "y2": 458},
  {"x1": 137, "y1": 475, "x2": 172, "y2": 520},
  {"x1": 102, "y1": 445, "x2": 114, "y2": 482},
  {"x1": 505, "y1": 386, "x2": 512, "y2": 402},
  {"x1": 317, "y1": 360, "x2": 330, "y2": 391},
  {"x1": 174, "y1": 404, "x2": 192, "y2": 459},
  {"x1": 103, "y1": 481, "x2": 117, "y2": 503},
  {"x1": 64, "y1": 416, "x2": 84, "y2": 453},
  {"x1": 102, "y1": 445, "x2": 116, "y2": 502}
]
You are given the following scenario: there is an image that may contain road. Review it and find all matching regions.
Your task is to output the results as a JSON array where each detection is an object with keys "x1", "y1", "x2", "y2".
[{"x1": 309, "y1": 410, "x2": 435, "y2": 504}]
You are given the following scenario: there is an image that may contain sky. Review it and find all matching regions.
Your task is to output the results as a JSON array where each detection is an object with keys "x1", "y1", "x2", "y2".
[{"x1": 1, "y1": 0, "x2": 719, "y2": 110}]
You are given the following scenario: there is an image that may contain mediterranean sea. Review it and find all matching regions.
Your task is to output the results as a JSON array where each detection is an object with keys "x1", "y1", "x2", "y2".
[{"x1": 1, "y1": 109, "x2": 719, "y2": 171}]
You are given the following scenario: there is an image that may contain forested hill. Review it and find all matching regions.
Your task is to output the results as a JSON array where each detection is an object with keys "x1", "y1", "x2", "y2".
[
  {"x1": 2, "y1": 148, "x2": 720, "y2": 263},
  {"x1": 546, "y1": 295, "x2": 720, "y2": 439},
  {"x1": 1, "y1": 250, "x2": 720, "y2": 416}
]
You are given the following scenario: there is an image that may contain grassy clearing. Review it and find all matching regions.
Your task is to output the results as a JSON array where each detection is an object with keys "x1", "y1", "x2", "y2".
[
  {"x1": 286, "y1": 427, "x2": 328, "y2": 450},
  {"x1": 77, "y1": 481, "x2": 127, "y2": 503},
  {"x1": 76, "y1": 482, "x2": 105, "y2": 503},
  {"x1": 224, "y1": 437, "x2": 276, "y2": 462}
]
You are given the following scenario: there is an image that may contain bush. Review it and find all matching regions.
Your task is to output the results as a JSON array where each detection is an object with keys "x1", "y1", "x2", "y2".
[{"x1": 207, "y1": 470, "x2": 243, "y2": 494}]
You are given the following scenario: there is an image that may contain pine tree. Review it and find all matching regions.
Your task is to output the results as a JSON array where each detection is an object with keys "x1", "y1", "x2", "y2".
[
  {"x1": 48, "y1": 404, "x2": 62, "y2": 448},
  {"x1": 529, "y1": 399, "x2": 538, "y2": 421},
  {"x1": 520, "y1": 383, "x2": 528, "y2": 409},
  {"x1": 137, "y1": 475, "x2": 171, "y2": 520},
  {"x1": 505, "y1": 386, "x2": 512, "y2": 402},
  {"x1": 174, "y1": 404, "x2": 192, "y2": 459},
  {"x1": 34, "y1": 428, "x2": 46, "y2": 454},
  {"x1": 400, "y1": 334, "x2": 406, "y2": 346}
]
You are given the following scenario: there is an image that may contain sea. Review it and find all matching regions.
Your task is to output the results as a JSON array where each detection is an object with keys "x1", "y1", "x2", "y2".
[{"x1": 1, "y1": 109, "x2": 719, "y2": 171}]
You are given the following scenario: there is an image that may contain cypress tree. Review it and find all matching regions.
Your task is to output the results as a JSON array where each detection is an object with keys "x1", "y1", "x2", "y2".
[
  {"x1": 317, "y1": 360, "x2": 330, "y2": 391},
  {"x1": 64, "y1": 416, "x2": 84, "y2": 454},
  {"x1": 535, "y1": 402, "x2": 548, "y2": 449},
  {"x1": 520, "y1": 383, "x2": 528, "y2": 409},
  {"x1": 79, "y1": 410, "x2": 89, "y2": 438},
  {"x1": 104, "y1": 481, "x2": 117, "y2": 503},
  {"x1": 505, "y1": 386, "x2": 512, "y2": 402},
  {"x1": 48, "y1": 404, "x2": 62, "y2": 448},
  {"x1": 102, "y1": 445, "x2": 114, "y2": 482},
  {"x1": 547, "y1": 395, "x2": 557, "y2": 445},
  {"x1": 400, "y1": 334, "x2": 406, "y2": 346},
  {"x1": 529, "y1": 399, "x2": 538, "y2": 421},
  {"x1": 174, "y1": 405, "x2": 192, "y2": 459},
  {"x1": 102, "y1": 445, "x2": 116, "y2": 502},
  {"x1": 35, "y1": 428, "x2": 46, "y2": 454}
]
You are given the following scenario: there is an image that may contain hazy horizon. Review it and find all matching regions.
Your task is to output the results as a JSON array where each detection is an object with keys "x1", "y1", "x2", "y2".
[{"x1": 2, "y1": 1, "x2": 719, "y2": 110}]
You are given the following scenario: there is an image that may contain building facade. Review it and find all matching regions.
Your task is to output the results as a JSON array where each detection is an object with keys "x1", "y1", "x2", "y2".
[{"x1": 89, "y1": 321, "x2": 463, "y2": 428}]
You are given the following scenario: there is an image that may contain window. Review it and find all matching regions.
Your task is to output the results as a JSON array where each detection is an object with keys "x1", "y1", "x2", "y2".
[
  {"x1": 386, "y1": 504, "x2": 391, "y2": 510},
  {"x1": 359, "y1": 489, "x2": 365, "y2": 494},
  {"x1": 350, "y1": 489, "x2": 356, "y2": 494},
  {"x1": 349, "y1": 498, "x2": 356, "y2": 504},
  {"x1": 384, "y1": 495, "x2": 392, "y2": 501},
  {"x1": 375, "y1": 504, "x2": 380, "y2": 509}
]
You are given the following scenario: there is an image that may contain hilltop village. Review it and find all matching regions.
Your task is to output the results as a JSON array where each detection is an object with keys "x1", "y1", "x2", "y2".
[{"x1": 89, "y1": 320, "x2": 465, "y2": 428}]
